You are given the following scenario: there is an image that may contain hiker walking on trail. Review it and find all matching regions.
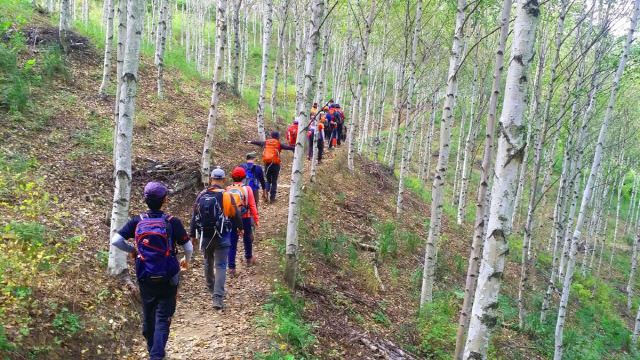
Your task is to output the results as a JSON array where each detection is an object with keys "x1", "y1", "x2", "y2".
[
  {"x1": 286, "y1": 120, "x2": 299, "y2": 147},
  {"x1": 239, "y1": 152, "x2": 267, "y2": 206},
  {"x1": 110, "y1": 182, "x2": 193, "y2": 360},
  {"x1": 189, "y1": 167, "x2": 243, "y2": 310},
  {"x1": 244, "y1": 131, "x2": 294, "y2": 203},
  {"x1": 226, "y1": 166, "x2": 260, "y2": 276},
  {"x1": 308, "y1": 115, "x2": 326, "y2": 163},
  {"x1": 330, "y1": 104, "x2": 345, "y2": 147}
]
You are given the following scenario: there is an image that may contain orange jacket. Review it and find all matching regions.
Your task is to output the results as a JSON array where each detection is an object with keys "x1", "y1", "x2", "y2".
[{"x1": 227, "y1": 183, "x2": 260, "y2": 226}]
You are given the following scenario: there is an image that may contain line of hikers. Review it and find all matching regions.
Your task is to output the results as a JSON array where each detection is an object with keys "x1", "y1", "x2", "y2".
[
  {"x1": 285, "y1": 100, "x2": 347, "y2": 164},
  {"x1": 109, "y1": 100, "x2": 346, "y2": 360}
]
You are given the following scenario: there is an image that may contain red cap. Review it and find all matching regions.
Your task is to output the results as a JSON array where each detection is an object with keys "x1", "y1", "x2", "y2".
[{"x1": 232, "y1": 166, "x2": 246, "y2": 178}]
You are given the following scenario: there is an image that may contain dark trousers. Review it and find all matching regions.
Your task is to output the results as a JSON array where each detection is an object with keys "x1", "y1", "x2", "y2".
[
  {"x1": 329, "y1": 128, "x2": 338, "y2": 148},
  {"x1": 337, "y1": 124, "x2": 344, "y2": 145},
  {"x1": 307, "y1": 136, "x2": 314, "y2": 159},
  {"x1": 317, "y1": 138, "x2": 324, "y2": 162},
  {"x1": 139, "y1": 280, "x2": 178, "y2": 360},
  {"x1": 265, "y1": 163, "x2": 281, "y2": 201},
  {"x1": 229, "y1": 217, "x2": 254, "y2": 269}
]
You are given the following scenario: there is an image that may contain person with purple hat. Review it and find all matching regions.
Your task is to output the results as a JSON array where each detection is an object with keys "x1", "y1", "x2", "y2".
[{"x1": 111, "y1": 181, "x2": 193, "y2": 360}]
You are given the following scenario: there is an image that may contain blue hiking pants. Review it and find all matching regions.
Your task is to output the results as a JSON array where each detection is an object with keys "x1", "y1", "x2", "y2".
[
  {"x1": 139, "y1": 279, "x2": 178, "y2": 360},
  {"x1": 229, "y1": 217, "x2": 254, "y2": 269}
]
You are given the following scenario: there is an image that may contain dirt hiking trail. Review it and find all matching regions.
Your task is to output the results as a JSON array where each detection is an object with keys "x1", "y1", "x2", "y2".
[{"x1": 128, "y1": 148, "x2": 339, "y2": 359}]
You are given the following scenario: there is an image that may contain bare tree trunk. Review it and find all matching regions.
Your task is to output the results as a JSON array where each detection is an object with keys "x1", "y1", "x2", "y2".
[
  {"x1": 283, "y1": 0, "x2": 324, "y2": 288},
  {"x1": 463, "y1": 1, "x2": 539, "y2": 357},
  {"x1": 231, "y1": 0, "x2": 242, "y2": 95},
  {"x1": 108, "y1": 0, "x2": 145, "y2": 277},
  {"x1": 99, "y1": 0, "x2": 116, "y2": 99},
  {"x1": 255, "y1": 0, "x2": 274, "y2": 140},
  {"x1": 270, "y1": 0, "x2": 291, "y2": 122},
  {"x1": 200, "y1": 0, "x2": 228, "y2": 185},
  {"x1": 396, "y1": 0, "x2": 422, "y2": 216},
  {"x1": 609, "y1": 168, "x2": 625, "y2": 276},
  {"x1": 554, "y1": 2, "x2": 639, "y2": 357},
  {"x1": 420, "y1": 0, "x2": 467, "y2": 305},
  {"x1": 155, "y1": 0, "x2": 168, "y2": 99},
  {"x1": 346, "y1": 0, "x2": 375, "y2": 172},
  {"x1": 453, "y1": 1, "x2": 511, "y2": 358},
  {"x1": 59, "y1": 0, "x2": 71, "y2": 54},
  {"x1": 113, "y1": 0, "x2": 127, "y2": 165}
]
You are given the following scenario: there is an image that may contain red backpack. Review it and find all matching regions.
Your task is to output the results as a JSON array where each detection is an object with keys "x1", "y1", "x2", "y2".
[{"x1": 287, "y1": 124, "x2": 298, "y2": 146}]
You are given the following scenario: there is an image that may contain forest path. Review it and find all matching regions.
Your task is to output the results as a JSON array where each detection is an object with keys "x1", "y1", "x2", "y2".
[{"x1": 129, "y1": 146, "x2": 341, "y2": 359}]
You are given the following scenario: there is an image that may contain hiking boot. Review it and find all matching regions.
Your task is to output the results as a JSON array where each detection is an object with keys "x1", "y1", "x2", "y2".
[
  {"x1": 246, "y1": 256, "x2": 256, "y2": 266},
  {"x1": 213, "y1": 295, "x2": 224, "y2": 310},
  {"x1": 228, "y1": 268, "x2": 237, "y2": 277}
]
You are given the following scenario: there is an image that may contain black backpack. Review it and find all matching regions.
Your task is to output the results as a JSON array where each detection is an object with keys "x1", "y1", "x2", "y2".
[{"x1": 196, "y1": 190, "x2": 229, "y2": 237}]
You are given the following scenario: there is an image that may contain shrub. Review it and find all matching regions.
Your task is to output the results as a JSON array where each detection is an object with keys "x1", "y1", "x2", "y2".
[{"x1": 416, "y1": 291, "x2": 457, "y2": 359}]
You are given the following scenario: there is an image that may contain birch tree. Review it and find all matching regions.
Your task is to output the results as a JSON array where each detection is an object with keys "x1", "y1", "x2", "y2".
[
  {"x1": 256, "y1": 0, "x2": 274, "y2": 140},
  {"x1": 201, "y1": 0, "x2": 229, "y2": 185},
  {"x1": 59, "y1": 0, "x2": 71, "y2": 54},
  {"x1": 420, "y1": 0, "x2": 467, "y2": 305},
  {"x1": 155, "y1": 0, "x2": 168, "y2": 99},
  {"x1": 98, "y1": 0, "x2": 116, "y2": 99},
  {"x1": 453, "y1": 1, "x2": 511, "y2": 357},
  {"x1": 108, "y1": 0, "x2": 145, "y2": 277},
  {"x1": 553, "y1": 1, "x2": 639, "y2": 357},
  {"x1": 113, "y1": 0, "x2": 127, "y2": 164},
  {"x1": 463, "y1": 0, "x2": 540, "y2": 357},
  {"x1": 270, "y1": 0, "x2": 291, "y2": 122},
  {"x1": 283, "y1": 0, "x2": 324, "y2": 288},
  {"x1": 396, "y1": 0, "x2": 422, "y2": 216}
]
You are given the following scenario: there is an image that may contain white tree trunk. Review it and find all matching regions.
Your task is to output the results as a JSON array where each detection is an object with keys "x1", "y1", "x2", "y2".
[
  {"x1": 283, "y1": 0, "x2": 324, "y2": 288},
  {"x1": 462, "y1": 0, "x2": 539, "y2": 357},
  {"x1": 270, "y1": 0, "x2": 291, "y2": 122},
  {"x1": 200, "y1": 0, "x2": 228, "y2": 185},
  {"x1": 59, "y1": 0, "x2": 71, "y2": 54},
  {"x1": 155, "y1": 0, "x2": 168, "y2": 99},
  {"x1": 113, "y1": 0, "x2": 128, "y2": 165},
  {"x1": 99, "y1": 0, "x2": 116, "y2": 99},
  {"x1": 346, "y1": 0, "x2": 375, "y2": 172},
  {"x1": 420, "y1": 0, "x2": 467, "y2": 305},
  {"x1": 257, "y1": 0, "x2": 273, "y2": 140},
  {"x1": 453, "y1": 1, "x2": 511, "y2": 358},
  {"x1": 609, "y1": 170, "x2": 625, "y2": 276},
  {"x1": 396, "y1": 0, "x2": 422, "y2": 216},
  {"x1": 553, "y1": 2, "x2": 639, "y2": 358},
  {"x1": 108, "y1": 0, "x2": 145, "y2": 277},
  {"x1": 231, "y1": 0, "x2": 241, "y2": 94}
]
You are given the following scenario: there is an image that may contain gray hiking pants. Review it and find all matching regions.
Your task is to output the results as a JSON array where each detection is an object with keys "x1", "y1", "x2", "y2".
[{"x1": 204, "y1": 244, "x2": 229, "y2": 298}]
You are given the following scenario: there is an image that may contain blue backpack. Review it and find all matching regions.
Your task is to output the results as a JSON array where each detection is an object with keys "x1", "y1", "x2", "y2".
[
  {"x1": 241, "y1": 163, "x2": 260, "y2": 193},
  {"x1": 134, "y1": 214, "x2": 180, "y2": 281}
]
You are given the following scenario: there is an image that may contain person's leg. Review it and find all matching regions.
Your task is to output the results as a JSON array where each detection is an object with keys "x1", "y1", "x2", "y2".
[
  {"x1": 139, "y1": 281, "x2": 158, "y2": 355},
  {"x1": 318, "y1": 141, "x2": 324, "y2": 162},
  {"x1": 337, "y1": 124, "x2": 343, "y2": 145},
  {"x1": 270, "y1": 164, "x2": 280, "y2": 201},
  {"x1": 149, "y1": 284, "x2": 178, "y2": 360},
  {"x1": 307, "y1": 137, "x2": 314, "y2": 159},
  {"x1": 228, "y1": 228, "x2": 239, "y2": 270},
  {"x1": 264, "y1": 164, "x2": 272, "y2": 195},
  {"x1": 204, "y1": 246, "x2": 215, "y2": 296},
  {"x1": 242, "y1": 217, "x2": 253, "y2": 260},
  {"x1": 213, "y1": 243, "x2": 229, "y2": 297}
]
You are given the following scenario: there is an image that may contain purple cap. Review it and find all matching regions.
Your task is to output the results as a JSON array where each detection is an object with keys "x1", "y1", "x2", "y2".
[{"x1": 144, "y1": 182, "x2": 168, "y2": 199}]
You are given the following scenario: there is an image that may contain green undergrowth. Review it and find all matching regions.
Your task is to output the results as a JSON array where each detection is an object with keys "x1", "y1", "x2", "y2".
[{"x1": 257, "y1": 285, "x2": 317, "y2": 360}]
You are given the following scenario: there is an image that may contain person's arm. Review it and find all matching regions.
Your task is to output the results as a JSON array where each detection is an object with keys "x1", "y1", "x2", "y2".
[
  {"x1": 246, "y1": 187, "x2": 259, "y2": 226},
  {"x1": 111, "y1": 233, "x2": 135, "y2": 253},
  {"x1": 245, "y1": 140, "x2": 266, "y2": 146},
  {"x1": 280, "y1": 142, "x2": 295, "y2": 151},
  {"x1": 189, "y1": 191, "x2": 204, "y2": 238},
  {"x1": 170, "y1": 218, "x2": 194, "y2": 270}
]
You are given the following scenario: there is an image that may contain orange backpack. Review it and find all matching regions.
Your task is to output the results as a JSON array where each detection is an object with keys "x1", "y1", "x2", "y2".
[
  {"x1": 263, "y1": 138, "x2": 281, "y2": 165},
  {"x1": 226, "y1": 185, "x2": 249, "y2": 215}
]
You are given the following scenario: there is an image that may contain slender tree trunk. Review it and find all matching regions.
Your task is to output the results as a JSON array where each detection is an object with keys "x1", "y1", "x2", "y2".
[
  {"x1": 231, "y1": 0, "x2": 242, "y2": 95},
  {"x1": 610, "y1": 170, "x2": 625, "y2": 276},
  {"x1": 270, "y1": 0, "x2": 291, "y2": 122},
  {"x1": 396, "y1": 0, "x2": 422, "y2": 216},
  {"x1": 99, "y1": 0, "x2": 116, "y2": 99},
  {"x1": 554, "y1": 2, "x2": 639, "y2": 357},
  {"x1": 200, "y1": 0, "x2": 228, "y2": 185},
  {"x1": 453, "y1": 2, "x2": 511, "y2": 358},
  {"x1": 108, "y1": 0, "x2": 145, "y2": 277},
  {"x1": 255, "y1": 0, "x2": 274, "y2": 140},
  {"x1": 283, "y1": 0, "x2": 324, "y2": 288},
  {"x1": 420, "y1": 0, "x2": 467, "y2": 305},
  {"x1": 155, "y1": 0, "x2": 168, "y2": 99},
  {"x1": 463, "y1": 1, "x2": 539, "y2": 357},
  {"x1": 113, "y1": 0, "x2": 127, "y2": 165},
  {"x1": 346, "y1": 0, "x2": 375, "y2": 172},
  {"x1": 59, "y1": 0, "x2": 71, "y2": 54}
]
